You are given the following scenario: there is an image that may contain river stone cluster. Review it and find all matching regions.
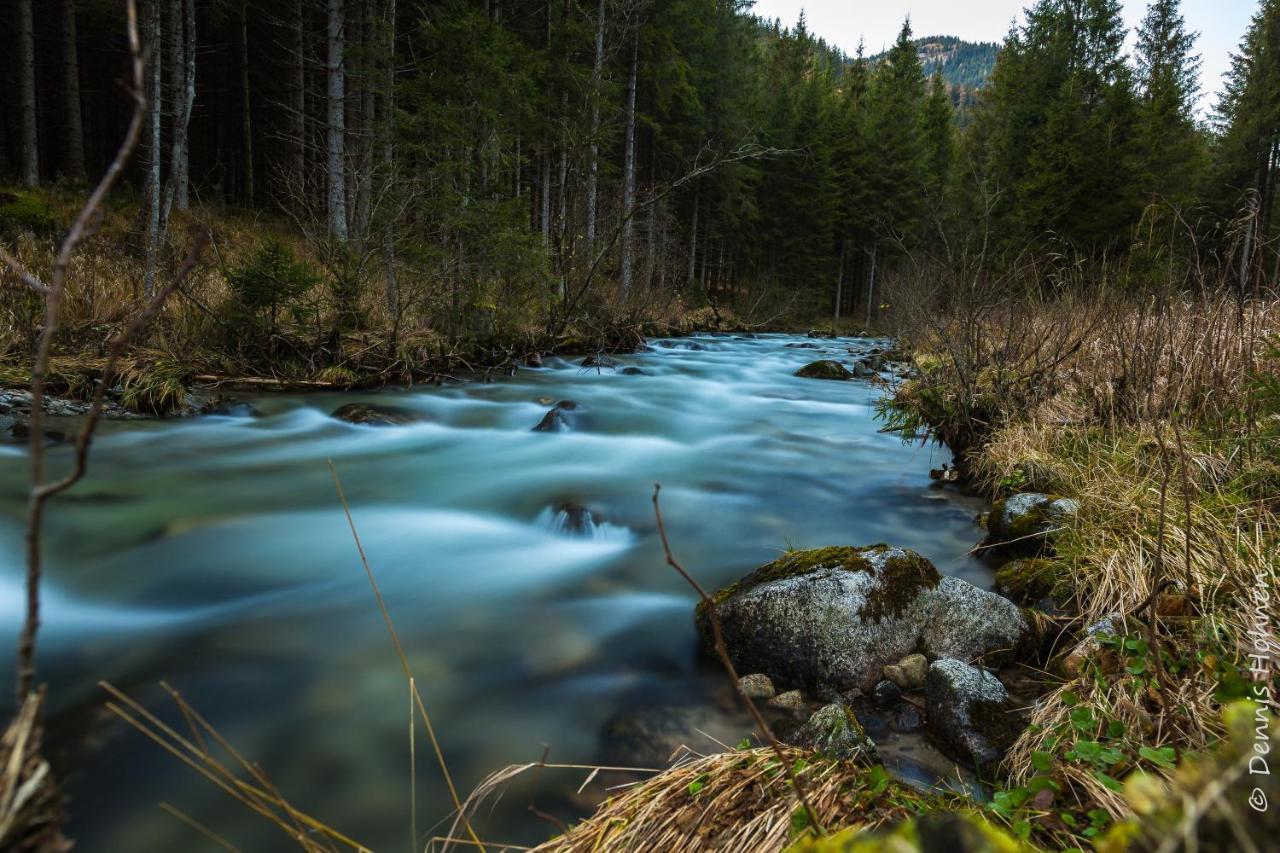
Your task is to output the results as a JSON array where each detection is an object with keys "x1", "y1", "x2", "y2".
[{"x1": 697, "y1": 545, "x2": 1029, "y2": 693}]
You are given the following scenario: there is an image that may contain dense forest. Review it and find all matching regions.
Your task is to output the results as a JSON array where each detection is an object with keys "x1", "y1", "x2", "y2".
[
  {"x1": 0, "y1": 1, "x2": 1279, "y2": 850},
  {"x1": 0, "y1": 0, "x2": 1274, "y2": 372}
]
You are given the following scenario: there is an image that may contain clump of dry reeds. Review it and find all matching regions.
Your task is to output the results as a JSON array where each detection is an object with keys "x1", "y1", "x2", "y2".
[
  {"x1": 516, "y1": 747, "x2": 955, "y2": 852},
  {"x1": 0, "y1": 692, "x2": 70, "y2": 853}
]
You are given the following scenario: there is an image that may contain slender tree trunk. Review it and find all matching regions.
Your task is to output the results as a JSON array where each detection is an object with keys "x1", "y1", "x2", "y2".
[
  {"x1": 686, "y1": 179, "x2": 699, "y2": 289},
  {"x1": 619, "y1": 30, "x2": 638, "y2": 296},
  {"x1": 241, "y1": 2, "x2": 255, "y2": 207},
  {"x1": 327, "y1": 0, "x2": 349, "y2": 239},
  {"x1": 144, "y1": 0, "x2": 164, "y2": 296},
  {"x1": 541, "y1": 152, "x2": 552, "y2": 245},
  {"x1": 291, "y1": 0, "x2": 307, "y2": 205},
  {"x1": 60, "y1": 0, "x2": 86, "y2": 182},
  {"x1": 382, "y1": 0, "x2": 398, "y2": 317},
  {"x1": 356, "y1": 0, "x2": 376, "y2": 238},
  {"x1": 17, "y1": 0, "x2": 39, "y2": 187},
  {"x1": 833, "y1": 238, "x2": 845, "y2": 322},
  {"x1": 585, "y1": 0, "x2": 605, "y2": 255},
  {"x1": 865, "y1": 240, "x2": 877, "y2": 329},
  {"x1": 162, "y1": 0, "x2": 196, "y2": 221}
]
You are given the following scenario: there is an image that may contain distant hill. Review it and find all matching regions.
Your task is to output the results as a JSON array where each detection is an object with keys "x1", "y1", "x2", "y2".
[{"x1": 870, "y1": 36, "x2": 1000, "y2": 110}]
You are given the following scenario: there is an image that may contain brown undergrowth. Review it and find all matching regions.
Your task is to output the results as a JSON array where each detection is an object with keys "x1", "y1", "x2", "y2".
[{"x1": 881, "y1": 278, "x2": 1280, "y2": 849}]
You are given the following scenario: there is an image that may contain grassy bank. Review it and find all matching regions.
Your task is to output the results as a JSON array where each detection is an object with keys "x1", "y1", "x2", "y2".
[
  {"x1": 0, "y1": 187, "x2": 772, "y2": 415},
  {"x1": 878, "y1": 290, "x2": 1280, "y2": 850}
]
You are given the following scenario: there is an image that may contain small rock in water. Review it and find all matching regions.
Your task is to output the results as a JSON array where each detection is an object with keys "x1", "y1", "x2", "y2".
[
  {"x1": 924, "y1": 658, "x2": 1023, "y2": 772},
  {"x1": 536, "y1": 395, "x2": 555, "y2": 406},
  {"x1": 532, "y1": 400, "x2": 581, "y2": 433},
  {"x1": 550, "y1": 501, "x2": 598, "y2": 536},
  {"x1": 581, "y1": 354, "x2": 618, "y2": 369},
  {"x1": 766, "y1": 690, "x2": 807, "y2": 715},
  {"x1": 526, "y1": 352, "x2": 543, "y2": 368},
  {"x1": 619, "y1": 366, "x2": 646, "y2": 376},
  {"x1": 330, "y1": 402, "x2": 423, "y2": 426},
  {"x1": 793, "y1": 702, "x2": 879, "y2": 763},
  {"x1": 873, "y1": 679, "x2": 902, "y2": 708},
  {"x1": 202, "y1": 397, "x2": 260, "y2": 418},
  {"x1": 738, "y1": 673, "x2": 776, "y2": 700},
  {"x1": 785, "y1": 342, "x2": 819, "y2": 349},
  {"x1": 795, "y1": 360, "x2": 852, "y2": 380}
]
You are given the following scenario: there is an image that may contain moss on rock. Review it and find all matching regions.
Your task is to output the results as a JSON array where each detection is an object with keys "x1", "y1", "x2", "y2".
[
  {"x1": 0, "y1": 191, "x2": 57, "y2": 241},
  {"x1": 796, "y1": 360, "x2": 852, "y2": 380},
  {"x1": 994, "y1": 558, "x2": 1060, "y2": 606}
]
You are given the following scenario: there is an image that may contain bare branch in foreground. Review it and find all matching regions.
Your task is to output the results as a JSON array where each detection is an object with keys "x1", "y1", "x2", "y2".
[{"x1": 650, "y1": 482, "x2": 825, "y2": 836}]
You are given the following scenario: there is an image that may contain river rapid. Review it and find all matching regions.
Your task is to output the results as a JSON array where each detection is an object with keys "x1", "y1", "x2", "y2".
[{"x1": 0, "y1": 333, "x2": 990, "y2": 850}]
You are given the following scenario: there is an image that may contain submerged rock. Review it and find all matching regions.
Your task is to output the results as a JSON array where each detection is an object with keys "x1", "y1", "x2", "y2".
[
  {"x1": 986, "y1": 492, "x2": 1078, "y2": 553},
  {"x1": 526, "y1": 352, "x2": 544, "y2": 368},
  {"x1": 924, "y1": 658, "x2": 1023, "y2": 772},
  {"x1": 532, "y1": 400, "x2": 581, "y2": 433},
  {"x1": 793, "y1": 702, "x2": 879, "y2": 763},
  {"x1": 698, "y1": 546, "x2": 1029, "y2": 693},
  {"x1": 202, "y1": 397, "x2": 261, "y2": 418},
  {"x1": 620, "y1": 366, "x2": 647, "y2": 376},
  {"x1": 548, "y1": 501, "x2": 599, "y2": 536},
  {"x1": 600, "y1": 705, "x2": 754, "y2": 767},
  {"x1": 581, "y1": 354, "x2": 618, "y2": 369},
  {"x1": 330, "y1": 402, "x2": 423, "y2": 426},
  {"x1": 795, "y1": 360, "x2": 852, "y2": 380}
]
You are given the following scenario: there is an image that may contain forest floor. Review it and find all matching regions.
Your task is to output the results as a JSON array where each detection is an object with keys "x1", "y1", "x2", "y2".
[{"x1": 1, "y1": 187, "x2": 850, "y2": 431}]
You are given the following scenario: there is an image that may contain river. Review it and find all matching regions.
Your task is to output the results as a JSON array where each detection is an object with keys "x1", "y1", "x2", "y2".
[{"x1": 0, "y1": 333, "x2": 990, "y2": 850}]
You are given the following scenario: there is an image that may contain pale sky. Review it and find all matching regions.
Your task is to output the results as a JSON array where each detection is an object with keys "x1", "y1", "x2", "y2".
[{"x1": 749, "y1": 0, "x2": 1259, "y2": 114}]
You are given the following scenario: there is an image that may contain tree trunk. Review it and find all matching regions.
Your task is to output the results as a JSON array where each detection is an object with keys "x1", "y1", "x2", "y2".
[
  {"x1": 162, "y1": 0, "x2": 196, "y2": 221},
  {"x1": 144, "y1": 0, "x2": 164, "y2": 296},
  {"x1": 619, "y1": 30, "x2": 638, "y2": 296},
  {"x1": 686, "y1": 179, "x2": 699, "y2": 289},
  {"x1": 833, "y1": 238, "x2": 845, "y2": 322},
  {"x1": 60, "y1": 0, "x2": 86, "y2": 182},
  {"x1": 327, "y1": 0, "x2": 349, "y2": 240},
  {"x1": 865, "y1": 240, "x2": 877, "y2": 329},
  {"x1": 382, "y1": 0, "x2": 398, "y2": 317},
  {"x1": 17, "y1": 0, "x2": 39, "y2": 187},
  {"x1": 241, "y1": 2, "x2": 255, "y2": 207},
  {"x1": 585, "y1": 0, "x2": 605, "y2": 256},
  {"x1": 291, "y1": 0, "x2": 308, "y2": 205},
  {"x1": 355, "y1": 0, "x2": 376, "y2": 239}
]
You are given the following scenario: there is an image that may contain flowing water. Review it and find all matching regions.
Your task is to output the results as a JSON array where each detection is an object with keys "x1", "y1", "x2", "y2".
[{"x1": 0, "y1": 334, "x2": 992, "y2": 851}]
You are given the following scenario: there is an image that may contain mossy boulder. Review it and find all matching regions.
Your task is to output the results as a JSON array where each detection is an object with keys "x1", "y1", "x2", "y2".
[
  {"x1": 994, "y1": 558, "x2": 1061, "y2": 606},
  {"x1": 986, "y1": 492, "x2": 1078, "y2": 554},
  {"x1": 923, "y1": 659, "x2": 1024, "y2": 773},
  {"x1": 793, "y1": 702, "x2": 879, "y2": 763},
  {"x1": 330, "y1": 402, "x2": 424, "y2": 426},
  {"x1": 0, "y1": 191, "x2": 57, "y2": 241},
  {"x1": 795, "y1": 360, "x2": 852, "y2": 380},
  {"x1": 698, "y1": 546, "x2": 1030, "y2": 693}
]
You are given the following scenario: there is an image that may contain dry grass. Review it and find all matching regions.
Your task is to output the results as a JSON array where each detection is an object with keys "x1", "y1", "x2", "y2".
[{"x1": 514, "y1": 748, "x2": 952, "y2": 852}]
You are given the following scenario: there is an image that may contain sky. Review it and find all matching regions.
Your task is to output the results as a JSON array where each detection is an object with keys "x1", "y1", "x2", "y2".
[{"x1": 748, "y1": 0, "x2": 1259, "y2": 114}]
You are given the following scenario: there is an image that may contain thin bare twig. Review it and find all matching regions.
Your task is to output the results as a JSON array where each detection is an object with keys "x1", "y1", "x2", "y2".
[{"x1": 650, "y1": 483, "x2": 824, "y2": 836}]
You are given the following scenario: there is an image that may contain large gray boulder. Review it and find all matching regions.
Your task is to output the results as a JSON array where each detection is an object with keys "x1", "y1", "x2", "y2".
[
  {"x1": 924, "y1": 658, "x2": 1023, "y2": 772},
  {"x1": 986, "y1": 492, "x2": 1078, "y2": 553},
  {"x1": 697, "y1": 546, "x2": 1029, "y2": 693},
  {"x1": 795, "y1": 360, "x2": 852, "y2": 380}
]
